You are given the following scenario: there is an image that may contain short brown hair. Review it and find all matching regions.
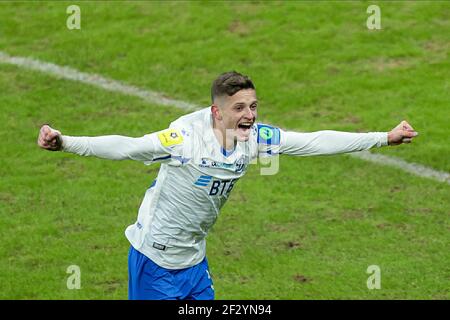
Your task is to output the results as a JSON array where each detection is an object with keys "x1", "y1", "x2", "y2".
[{"x1": 211, "y1": 71, "x2": 255, "y2": 103}]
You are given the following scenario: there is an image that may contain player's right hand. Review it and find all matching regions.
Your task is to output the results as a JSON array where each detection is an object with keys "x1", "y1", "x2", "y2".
[{"x1": 37, "y1": 124, "x2": 63, "y2": 151}]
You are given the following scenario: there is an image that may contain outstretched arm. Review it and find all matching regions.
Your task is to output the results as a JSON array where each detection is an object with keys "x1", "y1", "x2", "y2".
[
  {"x1": 37, "y1": 125, "x2": 170, "y2": 162},
  {"x1": 280, "y1": 120, "x2": 418, "y2": 156}
]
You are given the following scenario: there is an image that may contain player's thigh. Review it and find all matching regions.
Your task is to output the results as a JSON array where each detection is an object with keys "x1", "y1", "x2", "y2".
[
  {"x1": 188, "y1": 258, "x2": 215, "y2": 300},
  {"x1": 190, "y1": 285, "x2": 215, "y2": 300},
  {"x1": 128, "y1": 246, "x2": 179, "y2": 300}
]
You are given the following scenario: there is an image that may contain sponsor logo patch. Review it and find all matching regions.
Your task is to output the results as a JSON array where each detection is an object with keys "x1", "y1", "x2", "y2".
[
  {"x1": 257, "y1": 124, "x2": 280, "y2": 145},
  {"x1": 157, "y1": 128, "x2": 183, "y2": 147},
  {"x1": 199, "y1": 155, "x2": 248, "y2": 173}
]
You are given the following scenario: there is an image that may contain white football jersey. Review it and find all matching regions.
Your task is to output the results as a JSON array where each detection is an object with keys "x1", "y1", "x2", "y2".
[
  {"x1": 125, "y1": 107, "x2": 261, "y2": 269},
  {"x1": 62, "y1": 106, "x2": 387, "y2": 269}
]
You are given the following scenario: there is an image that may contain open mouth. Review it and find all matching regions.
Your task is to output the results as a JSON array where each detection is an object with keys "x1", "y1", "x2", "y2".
[
  {"x1": 236, "y1": 122, "x2": 254, "y2": 140},
  {"x1": 237, "y1": 123, "x2": 253, "y2": 130}
]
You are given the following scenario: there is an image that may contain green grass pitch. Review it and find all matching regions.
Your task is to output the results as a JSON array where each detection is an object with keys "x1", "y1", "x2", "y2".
[{"x1": 0, "y1": 1, "x2": 448, "y2": 299}]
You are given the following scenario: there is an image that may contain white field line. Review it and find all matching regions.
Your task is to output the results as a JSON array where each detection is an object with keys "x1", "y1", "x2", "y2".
[
  {"x1": 1, "y1": 51, "x2": 449, "y2": 185},
  {"x1": 350, "y1": 151, "x2": 449, "y2": 184},
  {"x1": 0, "y1": 51, "x2": 197, "y2": 111}
]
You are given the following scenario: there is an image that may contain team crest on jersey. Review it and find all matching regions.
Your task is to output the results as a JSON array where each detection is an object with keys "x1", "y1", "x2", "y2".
[
  {"x1": 234, "y1": 155, "x2": 248, "y2": 173},
  {"x1": 157, "y1": 128, "x2": 183, "y2": 147}
]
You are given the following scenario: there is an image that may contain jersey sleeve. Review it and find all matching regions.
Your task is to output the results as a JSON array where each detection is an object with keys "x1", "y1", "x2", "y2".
[
  {"x1": 279, "y1": 130, "x2": 388, "y2": 156},
  {"x1": 61, "y1": 127, "x2": 189, "y2": 166},
  {"x1": 142, "y1": 127, "x2": 188, "y2": 165},
  {"x1": 255, "y1": 123, "x2": 283, "y2": 157}
]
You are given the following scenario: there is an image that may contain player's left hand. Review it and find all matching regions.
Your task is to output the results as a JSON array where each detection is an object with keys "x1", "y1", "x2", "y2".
[
  {"x1": 37, "y1": 124, "x2": 63, "y2": 151},
  {"x1": 388, "y1": 120, "x2": 419, "y2": 146}
]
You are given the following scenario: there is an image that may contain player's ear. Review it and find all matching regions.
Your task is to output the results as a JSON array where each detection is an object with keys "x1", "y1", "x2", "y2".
[{"x1": 211, "y1": 104, "x2": 223, "y2": 121}]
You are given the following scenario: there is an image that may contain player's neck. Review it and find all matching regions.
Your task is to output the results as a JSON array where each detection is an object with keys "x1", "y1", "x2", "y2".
[{"x1": 212, "y1": 120, "x2": 236, "y2": 151}]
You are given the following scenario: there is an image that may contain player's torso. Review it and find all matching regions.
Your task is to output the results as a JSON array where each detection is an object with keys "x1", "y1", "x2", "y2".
[
  {"x1": 127, "y1": 108, "x2": 280, "y2": 268},
  {"x1": 153, "y1": 132, "x2": 254, "y2": 235},
  {"x1": 146, "y1": 109, "x2": 258, "y2": 245}
]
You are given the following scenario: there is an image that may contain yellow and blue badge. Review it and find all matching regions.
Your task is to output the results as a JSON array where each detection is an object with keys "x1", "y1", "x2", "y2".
[
  {"x1": 257, "y1": 124, "x2": 280, "y2": 145},
  {"x1": 157, "y1": 128, "x2": 183, "y2": 147}
]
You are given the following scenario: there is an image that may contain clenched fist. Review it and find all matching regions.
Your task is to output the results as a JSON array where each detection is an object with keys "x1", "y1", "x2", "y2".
[
  {"x1": 388, "y1": 120, "x2": 419, "y2": 146},
  {"x1": 37, "y1": 124, "x2": 63, "y2": 151}
]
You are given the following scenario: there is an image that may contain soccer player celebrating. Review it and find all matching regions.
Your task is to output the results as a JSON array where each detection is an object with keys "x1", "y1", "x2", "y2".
[{"x1": 37, "y1": 71, "x2": 418, "y2": 300}]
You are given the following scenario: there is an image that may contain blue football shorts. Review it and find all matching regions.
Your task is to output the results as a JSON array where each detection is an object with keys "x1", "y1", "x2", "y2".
[{"x1": 128, "y1": 245, "x2": 215, "y2": 300}]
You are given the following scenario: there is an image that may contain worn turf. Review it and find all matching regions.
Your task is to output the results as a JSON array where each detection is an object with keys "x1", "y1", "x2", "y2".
[{"x1": 0, "y1": 1, "x2": 448, "y2": 299}]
